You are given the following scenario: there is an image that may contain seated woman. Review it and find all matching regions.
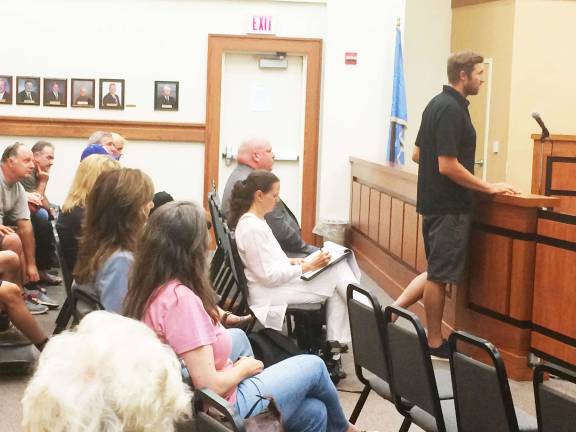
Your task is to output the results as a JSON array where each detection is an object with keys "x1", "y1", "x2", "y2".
[
  {"x1": 124, "y1": 201, "x2": 371, "y2": 432},
  {"x1": 56, "y1": 154, "x2": 120, "y2": 272},
  {"x1": 229, "y1": 170, "x2": 359, "y2": 344},
  {"x1": 73, "y1": 168, "x2": 154, "y2": 313},
  {"x1": 22, "y1": 311, "x2": 191, "y2": 431}
]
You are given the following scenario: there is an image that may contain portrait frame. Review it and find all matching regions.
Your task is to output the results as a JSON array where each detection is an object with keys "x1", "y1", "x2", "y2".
[
  {"x1": 16, "y1": 76, "x2": 41, "y2": 106},
  {"x1": 154, "y1": 81, "x2": 179, "y2": 111},
  {"x1": 0, "y1": 76, "x2": 13, "y2": 105},
  {"x1": 43, "y1": 78, "x2": 68, "y2": 108},
  {"x1": 71, "y1": 78, "x2": 96, "y2": 108},
  {"x1": 99, "y1": 78, "x2": 125, "y2": 110}
]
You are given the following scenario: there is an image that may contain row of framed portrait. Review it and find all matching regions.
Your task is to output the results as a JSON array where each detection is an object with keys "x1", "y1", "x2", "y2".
[{"x1": 0, "y1": 76, "x2": 179, "y2": 111}]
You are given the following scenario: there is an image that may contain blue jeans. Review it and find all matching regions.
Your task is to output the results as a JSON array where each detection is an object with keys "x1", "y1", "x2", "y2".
[
  {"x1": 234, "y1": 355, "x2": 349, "y2": 432},
  {"x1": 228, "y1": 328, "x2": 253, "y2": 361}
]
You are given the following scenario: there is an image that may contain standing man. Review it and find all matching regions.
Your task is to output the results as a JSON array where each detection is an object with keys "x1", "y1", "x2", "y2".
[
  {"x1": 21, "y1": 141, "x2": 62, "y2": 289},
  {"x1": 221, "y1": 137, "x2": 317, "y2": 256},
  {"x1": 413, "y1": 51, "x2": 517, "y2": 357}
]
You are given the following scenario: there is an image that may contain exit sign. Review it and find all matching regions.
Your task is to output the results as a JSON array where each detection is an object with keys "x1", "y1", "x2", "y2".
[{"x1": 248, "y1": 15, "x2": 275, "y2": 35}]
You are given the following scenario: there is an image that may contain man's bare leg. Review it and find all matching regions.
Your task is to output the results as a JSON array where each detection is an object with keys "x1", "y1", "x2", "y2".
[
  {"x1": 0, "y1": 250, "x2": 47, "y2": 349},
  {"x1": 423, "y1": 279, "x2": 446, "y2": 348},
  {"x1": 2, "y1": 233, "x2": 24, "y2": 286},
  {"x1": 393, "y1": 272, "x2": 428, "y2": 309}
]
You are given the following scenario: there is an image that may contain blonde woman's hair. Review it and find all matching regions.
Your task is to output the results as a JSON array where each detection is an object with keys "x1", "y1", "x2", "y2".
[
  {"x1": 21, "y1": 311, "x2": 192, "y2": 432},
  {"x1": 61, "y1": 155, "x2": 120, "y2": 213}
]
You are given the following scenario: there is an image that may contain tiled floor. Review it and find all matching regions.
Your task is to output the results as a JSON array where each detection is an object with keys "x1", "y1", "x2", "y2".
[{"x1": 0, "y1": 272, "x2": 566, "y2": 431}]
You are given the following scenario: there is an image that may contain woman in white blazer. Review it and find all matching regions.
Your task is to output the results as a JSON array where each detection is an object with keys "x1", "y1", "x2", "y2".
[{"x1": 230, "y1": 170, "x2": 360, "y2": 343}]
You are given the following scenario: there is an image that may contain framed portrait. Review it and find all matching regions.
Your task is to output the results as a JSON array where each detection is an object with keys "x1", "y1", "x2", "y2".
[
  {"x1": 16, "y1": 76, "x2": 40, "y2": 106},
  {"x1": 71, "y1": 79, "x2": 95, "y2": 108},
  {"x1": 0, "y1": 76, "x2": 13, "y2": 104},
  {"x1": 99, "y1": 78, "x2": 124, "y2": 110},
  {"x1": 154, "y1": 81, "x2": 179, "y2": 111},
  {"x1": 43, "y1": 78, "x2": 67, "y2": 107}
]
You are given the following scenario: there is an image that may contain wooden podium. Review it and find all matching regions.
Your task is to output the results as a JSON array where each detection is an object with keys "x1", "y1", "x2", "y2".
[{"x1": 350, "y1": 157, "x2": 559, "y2": 380}]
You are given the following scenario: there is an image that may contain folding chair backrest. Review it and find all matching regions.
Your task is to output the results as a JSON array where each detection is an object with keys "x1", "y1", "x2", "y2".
[
  {"x1": 347, "y1": 284, "x2": 390, "y2": 383},
  {"x1": 534, "y1": 363, "x2": 576, "y2": 432},
  {"x1": 71, "y1": 287, "x2": 105, "y2": 322},
  {"x1": 384, "y1": 305, "x2": 446, "y2": 431},
  {"x1": 449, "y1": 331, "x2": 519, "y2": 432},
  {"x1": 208, "y1": 192, "x2": 225, "y2": 249},
  {"x1": 219, "y1": 226, "x2": 250, "y2": 317},
  {"x1": 194, "y1": 389, "x2": 245, "y2": 432}
]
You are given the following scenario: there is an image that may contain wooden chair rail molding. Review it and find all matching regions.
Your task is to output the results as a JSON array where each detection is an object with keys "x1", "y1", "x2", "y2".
[{"x1": 0, "y1": 116, "x2": 206, "y2": 142}]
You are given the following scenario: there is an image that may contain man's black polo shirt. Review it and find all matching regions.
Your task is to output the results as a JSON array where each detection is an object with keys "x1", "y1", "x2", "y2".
[{"x1": 416, "y1": 85, "x2": 476, "y2": 215}]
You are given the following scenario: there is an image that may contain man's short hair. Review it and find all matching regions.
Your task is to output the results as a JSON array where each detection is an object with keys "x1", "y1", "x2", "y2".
[
  {"x1": 1, "y1": 142, "x2": 25, "y2": 163},
  {"x1": 447, "y1": 51, "x2": 484, "y2": 84},
  {"x1": 87, "y1": 131, "x2": 112, "y2": 145},
  {"x1": 21, "y1": 311, "x2": 192, "y2": 431},
  {"x1": 31, "y1": 140, "x2": 54, "y2": 154}
]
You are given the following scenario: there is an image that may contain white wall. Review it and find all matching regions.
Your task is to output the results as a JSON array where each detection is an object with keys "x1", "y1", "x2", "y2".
[
  {"x1": 318, "y1": 0, "x2": 405, "y2": 221},
  {"x1": 403, "y1": 0, "x2": 452, "y2": 171},
  {"x1": 0, "y1": 0, "x2": 326, "y2": 205}
]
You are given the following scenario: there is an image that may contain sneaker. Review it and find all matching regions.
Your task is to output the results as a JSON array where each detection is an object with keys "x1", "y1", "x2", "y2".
[
  {"x1": 24, "y1": 296, "x2": 49, "y2": 315},
  {"x1": 429, "y1": 340, "x2": 450, "y2": 360},
  {"x1": 24, "y1": 286, "x2": 59, "y2": 309}
]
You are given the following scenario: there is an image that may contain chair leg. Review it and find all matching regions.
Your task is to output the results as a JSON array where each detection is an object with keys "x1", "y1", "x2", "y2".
[
  {"x1": 349, "y1": 385, "x2": 371, "y2": 424},
  {"x1": 398, "y1": 417, "x2": 411, "y2": 432}
]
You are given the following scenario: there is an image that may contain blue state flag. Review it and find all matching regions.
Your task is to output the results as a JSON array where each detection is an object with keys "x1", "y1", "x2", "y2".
[{"x1": 388, "y1": 25, "x2": 407, "y2": 164}]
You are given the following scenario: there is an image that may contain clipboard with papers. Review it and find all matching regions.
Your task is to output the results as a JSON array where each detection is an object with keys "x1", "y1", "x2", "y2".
[{"x1": 300, "y1": 241, "x2": 352, "y2": 281}]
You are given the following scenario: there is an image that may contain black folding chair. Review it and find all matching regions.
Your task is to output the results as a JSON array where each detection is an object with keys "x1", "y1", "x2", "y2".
[
  {"x1": 194, "y1": 389, "x2": 245, "y2": 432},
  {"x1": 383, "y1": 305, "x2": 457, "y2": 432},
  {"x1": 346, "y1": 284, "x2": 408, "y2": 426},
  {"x1": 52, "y1": 287, "x2": 104, "y2": 335},
  {"x1": 448, "y1": 331, "x2": 537, "y2": 432},
  {"x1": 534, "y1": 363, "x2": 576, "y2": 432}
]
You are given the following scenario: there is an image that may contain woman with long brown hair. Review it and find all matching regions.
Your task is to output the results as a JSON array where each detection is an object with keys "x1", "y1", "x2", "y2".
[
  {"x1": 229, "y1": 170, "x2": 360, "y2": 344},
  {"x1": 73, "y1": 168, "x2": 154, "y2": 313},
  {"x1": 124, "y1": 201, "x2": 371, "y2": 432}
]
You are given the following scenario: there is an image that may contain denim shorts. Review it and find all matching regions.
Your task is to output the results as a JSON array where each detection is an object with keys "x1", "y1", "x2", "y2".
[{"x1": 422, "y1": 213, "x2": 471, "y2": 284}]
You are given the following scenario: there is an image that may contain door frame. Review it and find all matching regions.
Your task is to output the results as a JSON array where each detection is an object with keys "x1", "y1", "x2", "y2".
[{"x1": 205, "y1": 34, "x2": 322, "y2": 243}]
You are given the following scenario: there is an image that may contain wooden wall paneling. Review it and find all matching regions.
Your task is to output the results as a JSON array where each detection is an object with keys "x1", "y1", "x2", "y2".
[
  {"x1": 368, "y1": 189, "x2": 380, "y2": 242},
  {"x1": 359, "y1": 185, "x2": 371, "y2": 235},
  {"x1": 416, "y1": 214, "x2": 427, "y2": 273},
  {"x1": 532, "y1": 244, "x2": 576, "y2": 337},
  {"x1": 468, "y1": 230, "x2": 512, "y2": 315},
  {"x1": 378, "y1": 193, "x2": 392, "y2": 250},
  {"x1": 389, "y1": 198, "x2": 404, "y2": 258},
  {"x1": 0, "y1": 116, "x2": 205, "y2": 142},
  {"x1": 401, "y1": 204, "x2": 418, "y2": 268},
  {"x1": 508, "y1": 239, "x2": 536, "y2": 321},
  {"x1": 351, "y1": 181, "x2": 361, "y2": 229}
]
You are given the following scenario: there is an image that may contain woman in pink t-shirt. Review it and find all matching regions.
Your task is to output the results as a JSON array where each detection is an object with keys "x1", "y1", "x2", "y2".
[{"x1": 124, "y1": 201, "x2": 374, "y2": 432}]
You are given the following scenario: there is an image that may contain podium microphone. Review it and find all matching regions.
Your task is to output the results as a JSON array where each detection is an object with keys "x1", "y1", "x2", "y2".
[{"x1": 532, "y1": 112, "x2": 550, "y2": 141}]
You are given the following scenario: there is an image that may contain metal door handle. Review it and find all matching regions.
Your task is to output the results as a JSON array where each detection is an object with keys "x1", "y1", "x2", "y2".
[{"x1": 474, "y1": 159, "x2": 484, "y2": 167}]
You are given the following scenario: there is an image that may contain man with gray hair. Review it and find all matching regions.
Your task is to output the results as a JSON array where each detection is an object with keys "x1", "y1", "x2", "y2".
[
  {"x1": 21, "y1": 141, "x2": 61, "y2": 290},
  {"x1": 221, "y1": 138, "x2": 317, "y2": 256}
]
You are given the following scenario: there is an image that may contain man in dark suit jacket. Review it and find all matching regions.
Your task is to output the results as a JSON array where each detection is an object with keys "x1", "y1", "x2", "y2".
[
  {"x1": 157, "y1": 85, "x2": 176, "y2": 108},
  {"x1": 74, "y1": 87, "x2": 93, "y2": 106},
  {"x1": 102, "y1": 83, "x2": 121, "y2": 107},
  {"x1": 17, "y1": 80, "x2": 38, "y2": 104},
  {"x1": 221, "y1": 138, "x2": 318, "y2": 257},
  {"x1": 45, "y1": 82, "x2": 65, "y2": 105},
  {"x1": 0, "y1": 78, "x2": 10, "y2": 103}
]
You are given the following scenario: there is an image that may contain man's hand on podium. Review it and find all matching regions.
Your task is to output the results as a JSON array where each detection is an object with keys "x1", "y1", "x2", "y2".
[{"x1": 488, "y1": 183, "x2": 520, "y2": 195}]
